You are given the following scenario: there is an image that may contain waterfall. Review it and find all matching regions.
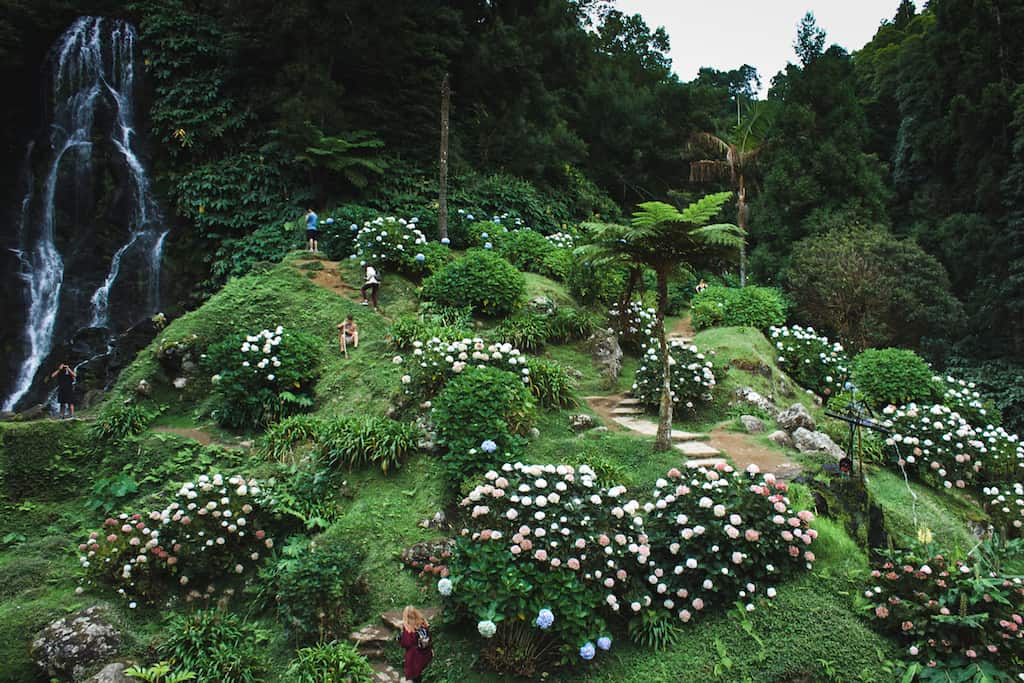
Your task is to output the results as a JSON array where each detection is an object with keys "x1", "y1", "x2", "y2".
[{"x1": 3, "y1": 16, "x2": 166, "y2": 412}]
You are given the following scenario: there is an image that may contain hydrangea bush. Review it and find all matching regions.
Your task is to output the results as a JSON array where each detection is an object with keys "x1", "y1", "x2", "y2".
[
  {"x1": 205, "y1": 326, "x2": 320, "y2": 429},
  {"x1": 981, "y1": 484, "x2": 1024, "y2": 537},
  {"x1": 78, "y1": 473, "x2": 274, "y2": 603},
  {"x1": 631, "y1": 340, "x2": 717, "y2": 413},
  {"x1": 608, "y1": 301, "x2": 656, "y2": 352},
  {"x1": 351, "y1": 216, "x2": 428, "y2": 273},
  {"x1": 862, "y1": 539, "x2": 1024, "y2": 677},
  {"x1": 934, "y1": 375, "x2": 1001, "y2": 428},
  {"x1": 393, "y1": 337, "x2": 529, "y2": 401},
  {"x1": 443, "y1": 461, "x2": 816, "y2": 664},
  {"x1": 881, "y1": 403, "x2": 1024, "y2": 489},
  {"x1": 769, "y1": 325, "x2": 849, "y2": 400}
]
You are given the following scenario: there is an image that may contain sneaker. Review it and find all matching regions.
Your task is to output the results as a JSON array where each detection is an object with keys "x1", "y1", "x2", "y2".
[{"x1": 361, "y1": 300, "x2": 369, "y2": 305}]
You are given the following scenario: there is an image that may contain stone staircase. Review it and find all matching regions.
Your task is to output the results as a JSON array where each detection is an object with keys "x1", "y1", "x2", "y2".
[
  {"x1": 349, "y1": 608, "x2": 440, "y2": 682},
  {"x1": 607, "y1": 395, "x2": 727, "y2": 469}
]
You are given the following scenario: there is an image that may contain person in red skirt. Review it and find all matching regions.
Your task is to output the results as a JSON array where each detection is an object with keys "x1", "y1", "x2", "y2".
[{"x1": 397, "y1": 605, "x2": 433, "y2": 683}]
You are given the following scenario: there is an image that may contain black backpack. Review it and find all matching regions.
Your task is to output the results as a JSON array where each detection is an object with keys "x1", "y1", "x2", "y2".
[{"x1": 416, "y1": 626, "x2": 431, "y2": 650}]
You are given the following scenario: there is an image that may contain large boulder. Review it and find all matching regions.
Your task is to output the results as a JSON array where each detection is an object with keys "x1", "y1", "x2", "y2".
[
  {"x1": 733, "y1": 387, "x2": 778, "y2": 418},
  {"x1": 739, "y1": 415, "x2": 765, "y2": 433},
  {"x1": 84, "y1": 662, "x2": 135, "y2": 683},
  {"x1": 569, "y1": 414, "x2": 597, "y2": 432},
  {"x1": 588, "y1": 328, "x2": 622, "y2": 384},
  {"x1": 31, "y1": 606, "x2": 122, "y2": 681},
  {"x1": 777, "y1": 403, "x2": 816, "y2": 433},
  {"x1": 768, "y1": 430, "x2": 794, "y2": 448},
  {"x1": 792, "y1": 427, "x2": 845, "y2": 459}
]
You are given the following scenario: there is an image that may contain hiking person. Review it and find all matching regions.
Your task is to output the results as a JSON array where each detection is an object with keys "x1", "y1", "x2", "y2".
[
  {"x1": 305, "y1": 208, "x2": 319, "y2": 252},
  {"x1": 397, "y1": 605, "x2": 433, "y2": 683},
  {"x1": 361, "y1": 265, "x2": 380, "y2": 308},
  {"x1": 50, "y1": 362, "x2": 76, "y2": 418},
  {"x1": 695, "y1": 278, "x2": 708, "y2": 293},
  {"x1": 337, "y1": 314, "x2": 359, "y2": 358}
]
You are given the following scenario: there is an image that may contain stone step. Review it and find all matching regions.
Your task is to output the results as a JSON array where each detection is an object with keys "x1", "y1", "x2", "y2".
[
  {"x1": 617, "y1": 397, "x2": 643, "y2": 406},
  {"x1": 611, "y1": 417, "x2": 708, "y2": 441},
  {"x1": 380, "y1": 607, "x2": 440, "y2": 631},
  {"x1": 611, "y1": 406, "x2": 645, "y2": 415},
  {"x1": 684, "y1": 457, "x2": 728, "y2": 469},
  {"x1": 667, "y1": 336, "x2": 692, "y2": 344},
  {"x1": 370, "y1": 661, "x2": 402, "y2": 683},
  {"x1": 349, "y1": 624, "x2": 394, "y2": 647},
  {"x1": 675, "y1": 441, "x2": 722, "y2": 457}
]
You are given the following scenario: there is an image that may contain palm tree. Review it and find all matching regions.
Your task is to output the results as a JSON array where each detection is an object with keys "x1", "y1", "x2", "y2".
[
  {"x1": 689, "y1": 103, "x2": 772, "y2": 287},
  {"x1": 578, "y1": 192, "x2": 743, "y2": 451}
]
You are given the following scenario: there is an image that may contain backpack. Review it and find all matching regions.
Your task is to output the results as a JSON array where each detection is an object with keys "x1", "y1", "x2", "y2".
[{"x1": 416, "y1": 626, "x2": 431, "y2": 650}]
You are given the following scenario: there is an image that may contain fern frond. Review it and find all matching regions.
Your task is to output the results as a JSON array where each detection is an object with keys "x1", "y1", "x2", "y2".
[{"x1": 677, "y1": 192, "x2": 733, "y2": 225}]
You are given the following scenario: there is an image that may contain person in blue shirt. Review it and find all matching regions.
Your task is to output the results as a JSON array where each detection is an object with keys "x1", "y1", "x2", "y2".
[{"x1": 305, "y1": 208, "x2": 319, "y2": 252}]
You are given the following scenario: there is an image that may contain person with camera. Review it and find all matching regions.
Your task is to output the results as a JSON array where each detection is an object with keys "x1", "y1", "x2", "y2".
[{"x1": 50, "y1": 362, "x2": 77, "y2": 419}]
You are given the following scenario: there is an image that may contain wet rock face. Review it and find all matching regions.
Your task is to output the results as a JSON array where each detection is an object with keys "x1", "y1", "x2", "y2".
[
  {"x1": 589, "y1": 328, "x2": 622, "y2": 384},
  {"x1": 31, "y1": 606, "x2": 122, "y2": 681}
]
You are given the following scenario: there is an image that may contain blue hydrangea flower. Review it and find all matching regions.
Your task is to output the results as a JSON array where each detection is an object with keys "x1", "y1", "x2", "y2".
[
  {"x1": 597, "y1": 636, "x2": 612, "y2": 651},
  {"x1": 579, "y1": 642, "x2": 595, "y2": 660},
  {"x1": 481, "y1": 232, "x2": 489, "y2": 239},
  {"x1": 478, "y1": 620, "x2": 497, "y2": 638},
  {"x1": 535, "y1": 608, "x2": 554, "y2": 630},
  {"x1": 480, "y1": 440, "x2": 497, "y2": 453},
  {"x1": 437, "y1": 578, "x2": 453, "y2": 596},
  {"x1": 415, "y1": 253, "x2": 425, "y2": 262},
  {"x1": 484, "y1": 242, "x2": 492, "y2": 249},
  {"x1": 350, "y1": 223, "x2": 359, "y2": 231},
  {"x1": 466, "y1": 214, "x2": 475, "y2": 221},
  {"x1": 325, "y1": 217, "x2": 335, "y2": 224},
  {"x1": 441, "y1": 237, "x2": 451, "y2": 245}
]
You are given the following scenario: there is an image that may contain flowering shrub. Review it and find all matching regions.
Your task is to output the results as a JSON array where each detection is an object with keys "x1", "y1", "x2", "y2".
[
  {"x1": 609, "y1": 301, "x2": 656, "y2": 352},
  {"x1": 850, "y1": 348, "x2": 935, "y2": 409},
  {"x1": 862, "y1": 538, "x2": 1024, "y2": 677},
  {"x1": 394, "y1": 337, "x2": 529, "y2": 401},
  {"x1": 443, "y1": 462, "x2": 816, "y2": 664},
  {"x1": 546, "y1": 232, "x2": 575, "y2": 249},
  {"x1": 982, "y1": 484, "x2": 1024, "y2": 537},
  {"x1": 934, "y1": 375, "x2": 1002, "y2": 428},
  {"x1": 493, "y1": 228, "x2": 556, "y2": 275},
  {"x1": 204, "y1": 326, "x2": 320, "y2": 429},
  {"x1": 351, "y1": 216, "x2": 428, "y2": 273},
  {"x1": 631, "y1": 340, "x2": 717, "y2": 413},
  {"x1": 78, "y1": 473, "x2": 275, "y2": 603},
  {"x1": 769, "y1": 325, "x2": 849, "y2": 400},
  {"x1": 421, "y1": 249, "x2": 525, "y2": 317},
  {"x1": 881, "y1": 403, "x2": 1024, "y2": 489}
]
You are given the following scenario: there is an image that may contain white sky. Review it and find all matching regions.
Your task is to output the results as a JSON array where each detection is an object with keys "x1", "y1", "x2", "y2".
[{"x1": 613, "y1": 0, "x2": 917, "y2": 94}]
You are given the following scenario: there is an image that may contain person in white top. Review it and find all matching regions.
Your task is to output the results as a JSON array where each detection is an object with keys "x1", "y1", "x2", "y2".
[{"x1": 361, "y1": 265, "x2": 380, "y2": 308}]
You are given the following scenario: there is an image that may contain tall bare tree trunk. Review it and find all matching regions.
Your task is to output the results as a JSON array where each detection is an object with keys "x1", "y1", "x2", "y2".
[
  {"x1": 654, "y1": 269, "x2": 673, "y2": 451},
  {"x1": 737, "y1": 174, "x2": 747, "y2": 288},
  {"x1": 438, "y1": 73, "x2": 451, "y2": 241}
]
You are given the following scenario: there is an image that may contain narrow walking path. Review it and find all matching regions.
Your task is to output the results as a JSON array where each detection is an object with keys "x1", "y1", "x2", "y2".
[{"x1": 349, "y1": 608, "x2": 441, "y2": 682}]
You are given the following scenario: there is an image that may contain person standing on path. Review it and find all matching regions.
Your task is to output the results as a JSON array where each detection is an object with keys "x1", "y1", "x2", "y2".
[
  {"x1": 361, "y1": 264, "x2": 380, "y2": 308},
  {"x1": 305, "y1": 208, "x2": 319, "y2": 252},
  {"x1": 50, "y1": 362, "x2": 76, "y2": 418},
  {"x1": 397, "y1": 605, "x2": 433, "y2": 683}
]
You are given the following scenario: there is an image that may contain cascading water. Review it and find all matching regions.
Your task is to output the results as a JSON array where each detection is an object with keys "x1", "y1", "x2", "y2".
[{"x1": 2, "y1": 16, "x2": 167, "y2": 411}]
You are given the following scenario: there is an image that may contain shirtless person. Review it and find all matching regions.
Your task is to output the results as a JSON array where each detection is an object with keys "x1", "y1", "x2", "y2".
[{"x1": 337, "y1": 315, "x2": 359, "y2": 358}]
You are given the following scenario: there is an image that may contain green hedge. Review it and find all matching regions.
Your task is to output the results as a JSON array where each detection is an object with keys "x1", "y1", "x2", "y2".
[
  {"x1": 690, "y1": 285, "x2": 787, "y2": 331},
  {"x1": 0, "y1": 420, "x2": 97, "y2": 500}
]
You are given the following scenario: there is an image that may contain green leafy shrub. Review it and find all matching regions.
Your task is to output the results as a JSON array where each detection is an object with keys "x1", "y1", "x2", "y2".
[
  {"x1": 90, "y1": 403, "x2": 159, "y2": 441},
  {"x1": 264, "y1": 462, "x2": 342, "y2": 532},
  {"x1": 283, "y1": 643, "x2": 374, "y2": 683},
  {"x1": 387, "y1": 316, "x2": 452, "y2": 351},
  {"x1": 432, "y1": 367, "x2": 535, "y2": 484},
  {"x1": 564, "y1": 451, "x2": 629, "y2": 487},
  {"x1": 850, "y1": 348, "x2": 934, "y2": 409},
  {"x1": 204, "y1": 325, "x2": 320, "y2": 429},
  {"x1": 566, "y1": 259, "x2": 626, "y2": 306},
  {"x1": 540, "y1": 248, "x2": 573, "y2": 281},
  {"x1": 494, "y1": 228, "x2": 556, "y2": 273},
  {"x1": 160, "y1": 610, "x2": 269, "y2": 683},
  {"x1": 259, "y1": 414, "x2": 324, "y2": 461},
  {"x1": 769, "y1": 325, "x2": 850, "y2": 400},
  {"x1": 862, "y1": 537, "x2": 1024, "y2": 679},
  {"x1": 421, "y1": 249, "x2": 525, "y2": 317},
  {"x1": 546, "y1": 307, "x2": 599, "y2": 344},
  {"x1": 259, "y1": 536, "x2": 370, "y2": 645},
  {"x1": 493, "y1": 312, "x2": 550, "y2": 352},
  {"x1": 628, "y1": 609, "x2": 682, "y2": 650},
  {"x1": 632, "y1": 341, "x2": 718, "y2": 413},
  {"x1": 123, "y1": 661, "x2": 197, "y2": 682},
  {"x1": 690, "y1": 285, "x2": 787, "y2": 331},
  {"x1": 394, "y1": 337, "x2": 530, "y2": 401},
  {"x1": 318, "y1": 417, "x2": 420, "y2": 473},
  {"x1": 526, "y1": 358, "x2": 577, "y2": 408}
]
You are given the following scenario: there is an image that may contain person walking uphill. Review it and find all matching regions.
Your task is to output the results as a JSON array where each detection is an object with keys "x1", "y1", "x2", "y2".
[
  {"x1": 305, "y1": 208, "x2": 319, "y2": 252},
  {"x1": 361, "y1": 264, "x2": 380, "y2": 308},
  {"x1": 397, "y1": 605, "x2": 433, "y2": 683}
]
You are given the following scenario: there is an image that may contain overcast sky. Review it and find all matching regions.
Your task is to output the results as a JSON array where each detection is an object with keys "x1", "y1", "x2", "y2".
[{"x1": 613, "y1": 0, "x2": 915, "y2": 94}]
